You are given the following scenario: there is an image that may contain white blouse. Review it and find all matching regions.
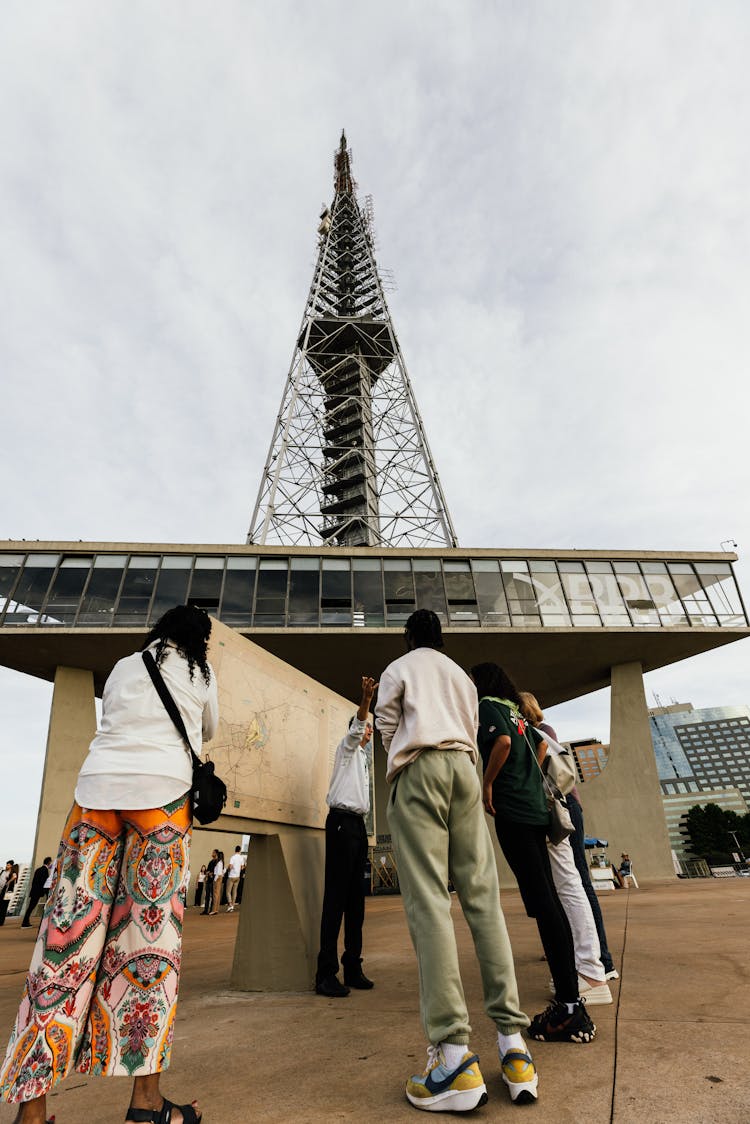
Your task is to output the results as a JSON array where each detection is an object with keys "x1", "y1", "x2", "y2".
[{"x1": 75, "y1": 641, "x2": 219, "y2": 810}]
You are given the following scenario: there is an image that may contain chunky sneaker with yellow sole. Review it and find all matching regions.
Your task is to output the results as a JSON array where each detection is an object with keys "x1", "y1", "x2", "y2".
[
  {"x1": 406, "y1": 1046, "x2": 488, "y2": 1112},
  {"x1": 529, "y1": 999, "x2": 596, "y2": 1043},
  {"x1": 500, "y1": 1047, "x2": 538, "y2": 1104}
]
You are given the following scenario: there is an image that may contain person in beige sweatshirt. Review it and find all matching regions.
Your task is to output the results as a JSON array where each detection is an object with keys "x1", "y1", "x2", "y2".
[{"x1": 375, "y1": 609, "x2": 538, "y2": 1114}]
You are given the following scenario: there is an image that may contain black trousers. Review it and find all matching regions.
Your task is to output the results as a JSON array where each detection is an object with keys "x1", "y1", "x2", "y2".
[
  {"x1": 202, "y1": 876, "x2": 214, "y2": 914},
  {"x1": 567, "y1": 795, "x2": 614, "y2": 973},
  {"x1": 494, "y1": 816, "x2": 579, "y2": 1003},
  {"x1": 22, "y1": 891, "x2": 46, "y2": 927},
  {"x1": 317, "y1": 808, "x2": 368, "y2": 980}
]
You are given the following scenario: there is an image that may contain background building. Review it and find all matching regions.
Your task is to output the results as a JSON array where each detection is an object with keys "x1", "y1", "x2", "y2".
[
  {"x1": 650, "y1": 703, "x2": 750, "y2": 803},
  {"x1": 569, "y1": 738, "x2": 610, "y2": 783}
]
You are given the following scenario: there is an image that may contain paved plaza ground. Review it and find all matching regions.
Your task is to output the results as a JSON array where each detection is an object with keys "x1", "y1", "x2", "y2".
[{"x1": 0, "y1": 878, "x2": 748, "y2": 1123}]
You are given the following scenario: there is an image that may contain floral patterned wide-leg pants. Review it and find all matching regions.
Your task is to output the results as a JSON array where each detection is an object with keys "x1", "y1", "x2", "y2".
[{"x1": 0, "y1": 795, "x2": 191, "y2": 1103}]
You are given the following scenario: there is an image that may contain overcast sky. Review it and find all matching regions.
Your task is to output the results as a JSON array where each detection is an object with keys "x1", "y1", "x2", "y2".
[{"x1": 2, "y1": 2, "x2": 749, "y2": 861}]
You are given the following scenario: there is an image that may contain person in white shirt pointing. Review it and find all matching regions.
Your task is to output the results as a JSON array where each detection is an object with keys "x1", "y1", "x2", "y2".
[{"x1": 315, "y1": 676, "x2": 377, "y2": 998}]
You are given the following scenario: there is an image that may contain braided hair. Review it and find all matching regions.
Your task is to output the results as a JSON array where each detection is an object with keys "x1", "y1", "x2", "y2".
[
  {"x1": 142, "y1": 604, "x2": 212, "y2": 685},
  {"x1": 405, "y1": 608, "x2": 444, "y2": 650}
]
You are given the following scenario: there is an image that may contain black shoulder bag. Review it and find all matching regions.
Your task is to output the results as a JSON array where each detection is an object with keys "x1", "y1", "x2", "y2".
[{"x1": 142, "y1": 650, "x2": 227, "y2": 825}]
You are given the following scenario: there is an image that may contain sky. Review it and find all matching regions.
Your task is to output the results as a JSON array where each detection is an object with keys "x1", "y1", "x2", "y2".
[{"x1": 1, "y1": 2, "x2": 749, "y2": 860}]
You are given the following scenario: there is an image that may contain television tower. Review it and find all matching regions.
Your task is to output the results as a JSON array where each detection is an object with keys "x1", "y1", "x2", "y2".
[{"x1": 248, "y1": 132, "x2": 458, "y2": 549}]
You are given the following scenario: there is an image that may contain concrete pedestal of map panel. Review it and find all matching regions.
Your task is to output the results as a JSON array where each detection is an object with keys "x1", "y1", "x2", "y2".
[
  {"x1": 579, "y1": 661, "x2": 675, "y2": 882},
  {"x1": 230, "y1": 829, "x2": 325, "y2": 991},
  {"x1": 31, "y1": 666, "x2": 97, "y2": 873}
]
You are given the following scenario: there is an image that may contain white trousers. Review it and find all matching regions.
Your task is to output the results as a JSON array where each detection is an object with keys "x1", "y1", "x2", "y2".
[{"x1": 547, "y1": 837, "x2": 605, "y2": 982}]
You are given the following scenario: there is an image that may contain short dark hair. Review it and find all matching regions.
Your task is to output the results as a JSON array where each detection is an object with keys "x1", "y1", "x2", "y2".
[
  {"x1": 43, "y1": 857, "x2": 52, "y2": 865},
  {"x1": 470, "y1": 662, "x2": 522, "y2": 707},
  {"x1": 235, "y1": 845, "x2": 241, "y2": 853},
  {"x1": 405, "y1": 609, "x2": 444, "y2": 650}
]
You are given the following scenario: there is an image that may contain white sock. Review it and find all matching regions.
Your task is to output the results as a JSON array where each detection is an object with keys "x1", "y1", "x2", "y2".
[
  {"x1": 497, "y1": 1031, "x2": 526, "y2": 1057},
  {"x1": 440, "y1": 1042, "x2": 469, "y2": 1068}
]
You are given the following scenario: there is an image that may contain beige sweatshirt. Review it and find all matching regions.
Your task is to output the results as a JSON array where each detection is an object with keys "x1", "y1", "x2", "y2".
[{"x1": 375, "y1": 646, "x2": 479, "y2": 782}]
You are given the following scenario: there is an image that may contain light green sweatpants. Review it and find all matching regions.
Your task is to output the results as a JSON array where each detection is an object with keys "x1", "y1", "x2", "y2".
[{"x1": 387, "y1": 749, "x2": 529, "y2": 1045}]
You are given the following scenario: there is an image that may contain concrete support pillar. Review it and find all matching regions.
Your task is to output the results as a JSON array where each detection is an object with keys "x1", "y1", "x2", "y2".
[
  {"x1": 230, "y1": 829, "x2": 325, "y2": 991},
  {"x1": 31, "y1": 666, "x2": 97, "y2": 872},
  {"x1": 581, "y1": 661, "x2": 675, "y2": 882}
]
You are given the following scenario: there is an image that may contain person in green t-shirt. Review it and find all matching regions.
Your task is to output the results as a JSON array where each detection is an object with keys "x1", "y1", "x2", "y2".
[{"x1": 471, "y1": 662, "x2": 596, "y2": 1046}]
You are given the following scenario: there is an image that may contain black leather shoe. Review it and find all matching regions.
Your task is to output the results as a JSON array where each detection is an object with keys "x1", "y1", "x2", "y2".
[
  {"x1": 315, "y1": 974, "x2": 350, "y2": 997},
  {"x1": 343, "y1": 967, "x2": 374, "y2": 989}
]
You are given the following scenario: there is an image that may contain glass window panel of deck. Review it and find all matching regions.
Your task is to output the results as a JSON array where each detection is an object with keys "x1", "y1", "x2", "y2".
[
  {"x1": 444, "y1": 561, "x2": 479, "y2": 625},
  {"x1": 188, "y1": 557, "x2": 225, "y2": 613},
  {"x1": 500, "y1": 561, "x2": 541, "y2": 625},
  {"x1": 289, "y1": 558, "x2": 321, "y2": 625},
  {"x1": 3, "y1": 555, "x2": 60, "y2": 625},
  {"x1": 113, "y1": 557, "x2": 160, "y2": 625},
  {"x1": 149, "y1": 557, "x2": 194, "y2": 623},
  {"x1": 77, "y1": 555, "x2": 128, "y2": 626},
  {"x1": 41, "y1": 557, "x2": 93, "y2": 624},
  {"x1": 667, "y1": 564, "x2": 717, "y2": 626},
  {"x1": 384, "y1": 560, "x2": 415, "y2": 626},
  {"x1": 639, "y1": 562, "x2": 688, "y2": 625},
  {"x1": 412, "y1": 559, "x2": 447, "y2": 622},
  {"x1": 557, "y1": 562, "x2": 601, "y2": 626},
  {"x1": 352, "y1": 558, "x2": 384, "y2": 627},
  {"x1": 253, "y1": 559, "x2": 288, "y2": 626},
  {"x1": 471, "y1": 560, "x2": 510, "y2": 626},
  {"x1": 219, "y1": 557, "x2": 257, "y2": 626},
  {"x1": 321, "y1": 558, "x2": 352, "y2": 626},
  {"x1": 694, "y1": 563, "x2": 746, "y2": 626},
  {"x1": 529, "y1": 562, "x2": 571, "y2": 626},
  {"x1": 0, "y1": 555, "x2": 25, "y2": 624},
  {"x1": 585, "y1": 562, "x2": 632, "y2": 626},
  {"x1": 613, "y1": 562, "x2": 660, "y2": 625}
]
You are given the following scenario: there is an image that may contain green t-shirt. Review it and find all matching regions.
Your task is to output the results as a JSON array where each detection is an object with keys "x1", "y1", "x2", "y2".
[{"x1": 477, "y1": 697, "x2": 549, "y2": 826}]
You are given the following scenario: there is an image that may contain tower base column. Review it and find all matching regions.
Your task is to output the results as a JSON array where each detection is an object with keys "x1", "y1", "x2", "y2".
[{"x1": 579, "y1": 661, "x2": 675, "y2": 882}]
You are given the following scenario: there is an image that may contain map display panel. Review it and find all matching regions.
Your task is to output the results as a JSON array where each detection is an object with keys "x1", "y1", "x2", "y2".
[{"x1": 205, "y1": 619, "x2": 373, "y2": 831}]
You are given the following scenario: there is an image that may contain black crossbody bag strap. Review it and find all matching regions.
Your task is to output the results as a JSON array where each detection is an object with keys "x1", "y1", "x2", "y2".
[{"x1": 142, "y1": 650, "x2": 200, "y2": 769}]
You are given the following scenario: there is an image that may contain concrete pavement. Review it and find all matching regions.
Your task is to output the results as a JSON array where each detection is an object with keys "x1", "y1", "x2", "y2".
[{"x1": 0, "y1": 878, "x2": 748, "y2": 1123}]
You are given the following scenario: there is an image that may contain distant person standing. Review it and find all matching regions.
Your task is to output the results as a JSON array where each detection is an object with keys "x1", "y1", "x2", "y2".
[
  {"x1": 208, "y1": 851, "x2": 224, "y2": 915},
  {"x1": 201, "y1": 850, "x2": 219, "y2": 915},
  {"x1": 315, "y1": 676, "x2": 377, "y2": 998},
  {"x1": 21, "y1": 858, "x2": 52, "y2": 929},
  {"x1": 377, "y1": 612, "x2": 537, "y2": 1112},
  {"x1": 194, "y1": 865, "x2": 207, "y2": 909},
  {"x1": 226, "y1": 847, "x2": 244, "y2": 912},
  {"x1": 619, "y1": 854, "x2": 638, "y2": 888},
  {"x1": 0, "y1": 862, "x2": 17, "y2": 927}
]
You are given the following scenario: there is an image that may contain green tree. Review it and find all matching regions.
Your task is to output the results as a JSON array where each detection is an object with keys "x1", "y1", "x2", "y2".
[{"x1": 685, "y1": 803, "x2": 735, "y2": 863}]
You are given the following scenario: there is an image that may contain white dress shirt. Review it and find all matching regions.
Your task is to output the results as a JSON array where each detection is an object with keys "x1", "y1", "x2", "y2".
[
  {"x1": 326, "y1": 717, "x2": 371, "y2": 816},
  {"x1": 75, "y1": 640, "x2": 219, "y2": 810}
]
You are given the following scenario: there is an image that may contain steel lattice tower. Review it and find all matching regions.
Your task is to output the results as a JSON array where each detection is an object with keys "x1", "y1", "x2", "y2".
[{"x1": 248, "y1": 132, "x2": 458, "y2": 549}]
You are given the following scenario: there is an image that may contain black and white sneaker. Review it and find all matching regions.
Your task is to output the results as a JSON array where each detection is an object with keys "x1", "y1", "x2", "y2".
[{"x1": 529, "y1": 999, "x2": 596, "y2": 1043}]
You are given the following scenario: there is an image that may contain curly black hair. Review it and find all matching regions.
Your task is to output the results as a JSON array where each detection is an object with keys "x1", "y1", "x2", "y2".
[
  {"x1": 142, "y1": 604, "x2": 212, "y2": 685},
  {"x1": 470, "y1": 662, "x2": 522, "y2": 707}
]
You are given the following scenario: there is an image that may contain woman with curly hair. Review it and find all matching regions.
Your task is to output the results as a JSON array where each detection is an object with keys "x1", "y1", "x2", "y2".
[{"x1": 0, "y1": 605, "x2": 218, "y2": 1124}]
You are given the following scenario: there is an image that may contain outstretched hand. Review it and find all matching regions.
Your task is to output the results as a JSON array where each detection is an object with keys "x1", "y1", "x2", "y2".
[{"x1": 361, "y1": 676, "x2": 379, "y2": 703}]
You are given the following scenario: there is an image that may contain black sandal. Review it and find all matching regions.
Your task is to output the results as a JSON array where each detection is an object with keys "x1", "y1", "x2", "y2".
[{"x1": 126, "y1": 1099, "x2": 201, "y2": 1123}]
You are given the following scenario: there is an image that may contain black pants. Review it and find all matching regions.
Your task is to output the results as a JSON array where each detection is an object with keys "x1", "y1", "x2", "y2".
[
  {"x1": 567, "y1": 796, "x2": 614, "y2": 972},
  {"x1": 0, "y1": 898, "x2": 8, "y2": 927},
  {"x1": 317, "y1": 808, "x2": 368, "y2": 981},
  {"x1": 494, "y1": 816, "x2": 579, "y2": 1003},
  {"x1": 194, "y1": 882, "x2": 204, "y2": 908},
  {"x1": 22, "y1": 891, "x2": 46, "y2": 927},
  {"x1": 202, "y1": 876, "x2": 214, "y2": 914}
]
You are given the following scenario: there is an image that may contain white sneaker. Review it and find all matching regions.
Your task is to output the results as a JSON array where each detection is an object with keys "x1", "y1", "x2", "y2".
[
  {"x1": 604, "y1": 968, "x2": 619, "y2": 981},
  {"x1": 577, "y1": 977, "x2": 613, "y2": 1005},
  {"x1": 548, "y1": 976, "x2": 613, "y2": 1004}
]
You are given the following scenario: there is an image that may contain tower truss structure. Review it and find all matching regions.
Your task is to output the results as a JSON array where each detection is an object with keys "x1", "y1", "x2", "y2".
[{"x1": 248, "y1": 133, "x2": 458, "y2": 549}]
